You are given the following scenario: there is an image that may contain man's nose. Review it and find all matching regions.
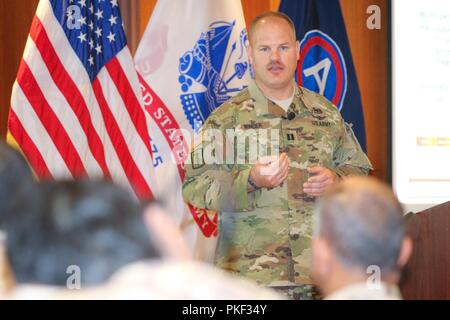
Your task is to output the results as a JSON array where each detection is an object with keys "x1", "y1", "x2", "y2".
[{"x1": 270, "y1": 49, "x2": 280, "y2": 61}]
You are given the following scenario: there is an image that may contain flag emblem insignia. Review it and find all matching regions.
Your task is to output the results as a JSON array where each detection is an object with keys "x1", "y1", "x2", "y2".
[
  {"x1": 178, "y1": 20, "x2": 249, "y2": 131},
  {"x1": 298, "y1": 30, "x2": 348, "y2": 110}
]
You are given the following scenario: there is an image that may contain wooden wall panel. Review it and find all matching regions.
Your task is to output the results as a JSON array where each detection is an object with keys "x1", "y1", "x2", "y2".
[
  {"x1": 138, "y1": 0, "x2": 157, "y2": 39},
  {"x1": 241, "y1": 0, "x2": 274, "y2": 29},
  {"x1": 121, "y1": 0, "x2": 157, "y2": 53},
  {"x1": 340, "y1": 0, "x2": 388, "y2": 181},
  {"x1": 0, "y1": 0, "x2": 39, "y2": 138}
]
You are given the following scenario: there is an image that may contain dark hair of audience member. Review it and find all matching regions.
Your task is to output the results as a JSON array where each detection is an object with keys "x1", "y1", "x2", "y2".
[
  {"x1": 315, "y1": 177, "x2": 405, "y2": 275},
  {"x1": 3, "y1": 179, "x2": 161, "y2": 286},
  {"x1": 0, "y1": 142, "x2": 36, "y2": 223}
]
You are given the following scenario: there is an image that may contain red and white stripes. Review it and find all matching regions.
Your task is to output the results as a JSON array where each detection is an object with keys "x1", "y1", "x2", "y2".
[{"x1": 8, "y1": 0, "x2": 156, "y2": 200}]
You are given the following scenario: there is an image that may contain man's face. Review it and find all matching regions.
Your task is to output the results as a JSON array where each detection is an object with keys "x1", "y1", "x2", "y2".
[{"x1": 247, "y1": 17, "x2": 300, "y2": 94}]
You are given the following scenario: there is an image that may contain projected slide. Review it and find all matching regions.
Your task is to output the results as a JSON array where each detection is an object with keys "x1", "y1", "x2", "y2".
[{"x1": 393, "y1": 0, "x2": 450, "y2": 211}]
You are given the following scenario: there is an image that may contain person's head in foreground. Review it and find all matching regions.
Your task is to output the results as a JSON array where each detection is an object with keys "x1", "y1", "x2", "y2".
[
  {"x1": 312, "y1": 177, "x2": 412, "y2": 300},
  {"x1": 0, "y1": 179, "x2": 282, "y2": 299},
  {"x1": 2, "y1": 179, "x2": 162, "y2": 288}
]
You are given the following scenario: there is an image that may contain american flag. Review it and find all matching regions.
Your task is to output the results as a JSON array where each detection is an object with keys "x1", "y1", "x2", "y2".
[{"x1": 8, "y1": 0, "x2": 156, "y2": 200}]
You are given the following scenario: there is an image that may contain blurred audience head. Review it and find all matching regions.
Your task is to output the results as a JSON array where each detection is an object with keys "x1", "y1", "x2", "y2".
[
  {"x1": 2, "y1": 179, "x2": 162, "y2": 287},
  {"x1": 0, "y1": 142, "x2": 35, "y2": 221},
  {"x1": 312, "y1": 177, "x2": 412, "y2": 297},
  {"x1": 1, "y1": 178, "x2": 274, "y2": 300}
]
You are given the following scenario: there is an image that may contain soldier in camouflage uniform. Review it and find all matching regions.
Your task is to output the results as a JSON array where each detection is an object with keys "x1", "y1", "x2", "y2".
[{"x1": 182, "y1": 12, "x2": 372, "y2": 300}]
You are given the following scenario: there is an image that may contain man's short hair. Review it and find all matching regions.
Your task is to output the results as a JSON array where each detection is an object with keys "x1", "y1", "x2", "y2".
[
  {"x1": 248, "y1": 11, "x2": 297, "y2": 43},
  {"x1": 3, "y1": 179, "x2": 161, "y2": 286},
  {"x1": 314, "y1": 177, "x2": 405, "y2": 274}
]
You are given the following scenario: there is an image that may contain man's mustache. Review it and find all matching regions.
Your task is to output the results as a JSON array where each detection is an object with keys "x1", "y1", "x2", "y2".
[{"x1": 267, "y1": 62, "x2": 284, "y2": 69}]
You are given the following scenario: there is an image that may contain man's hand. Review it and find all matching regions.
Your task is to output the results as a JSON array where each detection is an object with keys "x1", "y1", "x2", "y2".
[
  {"x1": 303, "y1": 166, "x2": 339, "y2": 197},
  {"x1": 249, "y1": 153, "x2": 289, "y2": 190}
]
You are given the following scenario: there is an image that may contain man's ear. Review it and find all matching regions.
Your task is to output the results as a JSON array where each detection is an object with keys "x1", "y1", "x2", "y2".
[
  {"x1": 397, "y1": 236, "x2": 413, "y2": 269},
  {"x1": 295, "y1": 40, "x2": 300, "y2": 61},
  {"x1": 246, "y1": 40, "x2": 253, "y2": 65}
]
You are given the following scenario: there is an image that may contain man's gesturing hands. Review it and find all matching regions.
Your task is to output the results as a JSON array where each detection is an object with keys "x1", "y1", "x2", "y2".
[
  {"x1": 248, "y1": 153, "x2": 289, "y2": 190},
  {"x1": 302, "y1": 166, "x2": 339, "y2": 197},
  {"x1": 248, "y1": 154, "x2": 339, "y2": 196}
]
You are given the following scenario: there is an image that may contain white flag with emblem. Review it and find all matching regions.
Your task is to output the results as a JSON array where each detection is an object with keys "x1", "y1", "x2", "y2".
[{"x1": 134, "y1": 0, "x2": 250, "y2": 260}]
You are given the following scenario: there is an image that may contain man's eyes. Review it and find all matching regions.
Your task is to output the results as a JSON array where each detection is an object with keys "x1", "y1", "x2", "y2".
[{"x1": 258, "y1": 46, "x2": 289, "y2": 52}]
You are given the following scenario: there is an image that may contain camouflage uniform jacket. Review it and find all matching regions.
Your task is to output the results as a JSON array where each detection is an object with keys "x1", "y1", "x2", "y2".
[{"x1": 182, "y1": 80, "x2": 373, "y2": 288}]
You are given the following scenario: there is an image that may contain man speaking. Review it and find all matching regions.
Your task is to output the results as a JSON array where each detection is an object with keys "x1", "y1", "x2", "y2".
[{"x1": 182, "y1": 12, "x2": 372, "y2": 299}]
